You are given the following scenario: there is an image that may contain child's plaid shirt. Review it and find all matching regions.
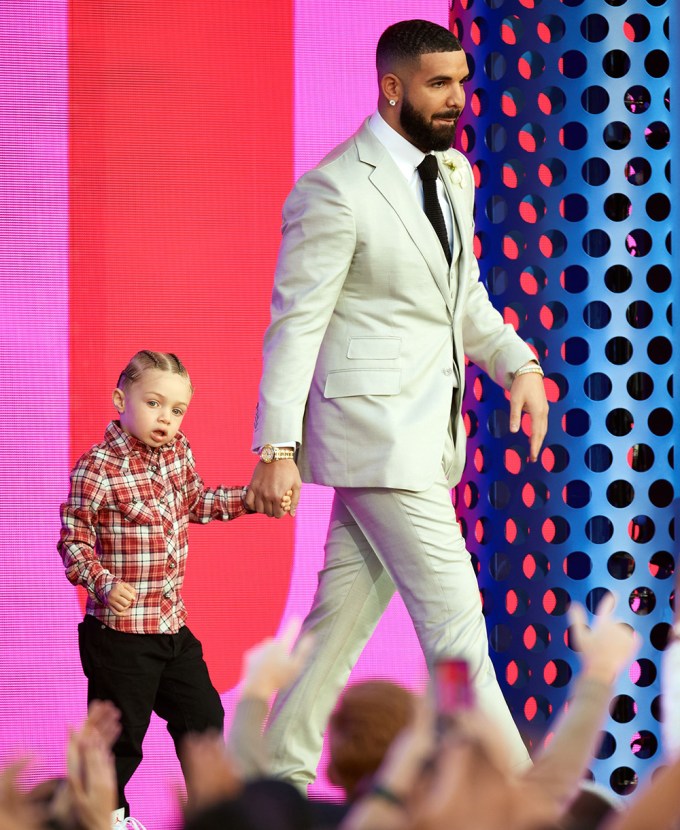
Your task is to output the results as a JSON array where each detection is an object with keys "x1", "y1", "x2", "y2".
[{"x1": 58, "y1": 421, "x2": 247, "y2": 634}]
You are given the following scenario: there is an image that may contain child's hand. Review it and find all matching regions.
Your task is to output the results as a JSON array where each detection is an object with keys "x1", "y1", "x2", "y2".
[
  {"x1": 280, "y1": 489, "x2": 294, "y2": 513},
  {"x1": 107, "y1": 581, "x2": 137, "y2": 616}
]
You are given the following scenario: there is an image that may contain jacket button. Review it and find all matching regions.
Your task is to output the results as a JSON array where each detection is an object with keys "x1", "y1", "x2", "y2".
[{"x1": 443, "y1": 367, "x2": 453, "y2": 376}]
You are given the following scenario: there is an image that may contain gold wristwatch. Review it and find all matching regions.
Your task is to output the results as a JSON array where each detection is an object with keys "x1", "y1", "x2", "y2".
[{"x1": 259, "y1": 444, "x2": 296, "y2": 463}]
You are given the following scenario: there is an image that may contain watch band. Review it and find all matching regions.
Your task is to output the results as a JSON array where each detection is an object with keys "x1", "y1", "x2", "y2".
[{"x1": 272, "y1": 447, "x2": 295, "y2": 460}]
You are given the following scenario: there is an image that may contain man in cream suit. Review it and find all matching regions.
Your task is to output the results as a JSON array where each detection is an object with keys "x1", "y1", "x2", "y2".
[{"x1": 246, "y1": 20, "x2": 548, "y2": 786}]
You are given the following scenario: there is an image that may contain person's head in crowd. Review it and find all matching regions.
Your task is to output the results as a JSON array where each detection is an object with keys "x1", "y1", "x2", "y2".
[
  {"x1": 183, "y1": 779, "x2": 311, "y2": 830},
  {"x1": 327, "y1": 679, "x2": 416, "y2": 800}
]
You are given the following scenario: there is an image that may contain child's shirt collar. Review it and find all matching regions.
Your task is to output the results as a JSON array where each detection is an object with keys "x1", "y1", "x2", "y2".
[{"x1": 105, "y1": 420, "x2": 180, "y2": 458}]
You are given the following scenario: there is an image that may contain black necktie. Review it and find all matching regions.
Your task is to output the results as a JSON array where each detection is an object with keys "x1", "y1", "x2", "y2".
[{"x1": 417, "y1": 155, "x2": 451, "y2": 264}]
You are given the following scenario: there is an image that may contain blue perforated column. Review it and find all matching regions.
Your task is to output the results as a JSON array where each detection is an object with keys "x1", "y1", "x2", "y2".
[{"x1": 450, "y1": 0, "x2": 673, "y2": 796}]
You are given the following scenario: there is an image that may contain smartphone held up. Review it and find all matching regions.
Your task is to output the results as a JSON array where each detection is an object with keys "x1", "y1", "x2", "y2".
[{"x1": 434, "y1": 659, "x2": 474, "y2": 731}]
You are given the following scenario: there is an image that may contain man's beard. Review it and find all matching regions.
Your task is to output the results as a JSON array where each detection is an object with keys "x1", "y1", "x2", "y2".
[{"x1": 400, "y1": 96, "x2": 460, "y2": 152}]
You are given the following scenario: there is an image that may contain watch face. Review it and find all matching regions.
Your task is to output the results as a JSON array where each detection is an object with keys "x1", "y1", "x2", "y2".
[{"x1": 260, "y1": 444, "x2": 275, "y2": 463}]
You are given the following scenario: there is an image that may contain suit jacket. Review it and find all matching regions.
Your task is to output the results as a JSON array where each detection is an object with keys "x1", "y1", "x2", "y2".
[{"x1": 253, "y1": 119, "x2": 535, "y2": 490}]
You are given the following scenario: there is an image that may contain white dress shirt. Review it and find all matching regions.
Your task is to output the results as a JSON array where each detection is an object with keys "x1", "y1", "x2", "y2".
[{"x1": 368, "y1": 110, "x2": 454, "y2": 254}]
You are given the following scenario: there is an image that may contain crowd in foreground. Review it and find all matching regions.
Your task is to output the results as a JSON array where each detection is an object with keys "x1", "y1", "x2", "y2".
[{"x1": 3, "y1": 596, "x2": 680, "y2": 830}]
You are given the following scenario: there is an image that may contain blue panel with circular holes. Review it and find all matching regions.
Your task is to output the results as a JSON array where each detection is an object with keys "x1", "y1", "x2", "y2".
[{"x1": 450, "y1": 0, "x2": 672, "y2": 798}]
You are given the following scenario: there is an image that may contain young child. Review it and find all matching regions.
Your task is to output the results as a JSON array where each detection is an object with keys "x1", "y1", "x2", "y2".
[{"x1": 58, "y1": 350, "x2": 290, "y2": 817}]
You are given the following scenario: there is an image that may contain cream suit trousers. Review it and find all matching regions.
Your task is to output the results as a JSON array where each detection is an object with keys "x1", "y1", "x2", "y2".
[{"x1": 265, "y1": 458, "x2": 531, "y2": 786}]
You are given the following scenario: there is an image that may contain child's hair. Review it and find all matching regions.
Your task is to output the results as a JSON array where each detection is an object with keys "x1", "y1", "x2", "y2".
[{"x1": 117, "y1": 350, "x2": 193, "y2": 392}]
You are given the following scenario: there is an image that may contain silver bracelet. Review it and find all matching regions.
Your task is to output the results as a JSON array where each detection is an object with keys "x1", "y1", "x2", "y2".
[{"x1": 514, "y1": 363, "x2": 544, "y2": 379}]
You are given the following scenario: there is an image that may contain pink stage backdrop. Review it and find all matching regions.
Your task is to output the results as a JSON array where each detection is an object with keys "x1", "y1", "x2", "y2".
[
  {"x1": 0, "y1": 0, "x2": 80, "y2": 785},
  {"x1": 2, "y1": 2, "x2": 447, "y2": 827}
]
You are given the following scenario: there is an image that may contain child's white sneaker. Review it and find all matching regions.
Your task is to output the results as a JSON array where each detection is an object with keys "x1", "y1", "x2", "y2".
[{"x1": 111, "y1": 810, "x2": 148, "y2": 830}]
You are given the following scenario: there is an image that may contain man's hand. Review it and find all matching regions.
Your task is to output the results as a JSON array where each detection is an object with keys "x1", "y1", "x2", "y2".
[
  {"x1": 107, "y1": 581, "x2": 137, "y2": 616},
  {"x1": 509, "y1": 370, "x2": 549, "y2": 463},
  {"x1": 246, "y1": 459, "x2": 301, "y2": 518}
]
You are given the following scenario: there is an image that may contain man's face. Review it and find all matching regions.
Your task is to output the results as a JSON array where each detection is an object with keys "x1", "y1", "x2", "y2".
[{"x1": 397, "y1": 50, "x2": 469, "y2": 152}]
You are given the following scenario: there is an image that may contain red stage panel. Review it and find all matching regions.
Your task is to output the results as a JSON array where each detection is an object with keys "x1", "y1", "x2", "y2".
[{"x1": 69, "y1": 0, "x2": 295, "y2": 691}]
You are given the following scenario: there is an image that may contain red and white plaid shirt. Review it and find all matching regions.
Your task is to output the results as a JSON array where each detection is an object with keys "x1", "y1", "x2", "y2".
[{"x1": 58, "y1": 421, "x2": 248, "y2": 634}]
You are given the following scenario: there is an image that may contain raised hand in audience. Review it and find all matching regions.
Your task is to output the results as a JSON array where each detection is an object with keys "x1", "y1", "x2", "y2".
[
  {"x1": 523, "y1": 592, "x2": 638, "y2": 817},
  {"x1": 181, "y1": 730, "x2": 242, "y2": 818},
  {"x1": 0, "y1": 760, "x2": 41, "y2": 830},
  {"x1": 568, "y1": 592, "x2": 638, "y2": 684},
  {"x1": 65, "y1": 724, "x2": 118, "y2": 830},
  {"x1": 182, "y1": 618, "x2": 315, "y2": 814},
  {"x1": 239, "y1": 617, "x2": 314, "y2": 700},
  {"x1": 81, "y1": 698, "x2": 122, "y2": 748}
]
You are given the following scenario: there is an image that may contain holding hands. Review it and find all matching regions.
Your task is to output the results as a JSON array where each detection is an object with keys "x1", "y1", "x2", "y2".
[{"x1": 246, "y1": 458, "x2": 301, "y2": 518}]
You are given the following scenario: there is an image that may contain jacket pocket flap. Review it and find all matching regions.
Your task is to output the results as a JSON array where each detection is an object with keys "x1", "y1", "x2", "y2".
[
  {"x1": 324, "y1": 369, "x2": 401, "y2": 399},
  {"x1": 346, "y1": 337, "x2": 401, "y2": 360}
]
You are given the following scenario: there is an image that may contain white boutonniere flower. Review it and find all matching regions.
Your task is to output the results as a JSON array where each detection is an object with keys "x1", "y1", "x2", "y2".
[{"x1": 442, "y1": 154, "x2": 466, "y2": 189}]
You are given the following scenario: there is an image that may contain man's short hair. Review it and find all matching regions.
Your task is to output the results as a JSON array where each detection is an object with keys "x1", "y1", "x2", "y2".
[{"x1": 377, "y1": 19, "x2": 462, "y2": 76}]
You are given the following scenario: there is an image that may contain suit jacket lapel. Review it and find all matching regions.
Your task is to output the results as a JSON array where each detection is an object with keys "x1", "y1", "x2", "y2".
[
  {"x1": 354, "y1": 122, "x2": 454, "y2": 313},
  {"x1": 439, "y1": 169, "x2": 462, "y2": 265},
  {"x1": 438, "y1": 153, "x2": 471, "y2": 315}
]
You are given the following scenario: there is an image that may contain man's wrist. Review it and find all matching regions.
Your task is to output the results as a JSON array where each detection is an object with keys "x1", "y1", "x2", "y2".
[
  {"x1": 579, "y1": 665, "x2": 619, "y2": 688},
  {"x1": 513, "y1": 361, "x2": 544, "y2": 379}
]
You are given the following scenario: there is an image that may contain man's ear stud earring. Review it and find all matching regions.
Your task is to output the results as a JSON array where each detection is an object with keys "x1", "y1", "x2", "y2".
[{"x1": 388, "y1": 99, "x2": 397, "y2": 106}]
